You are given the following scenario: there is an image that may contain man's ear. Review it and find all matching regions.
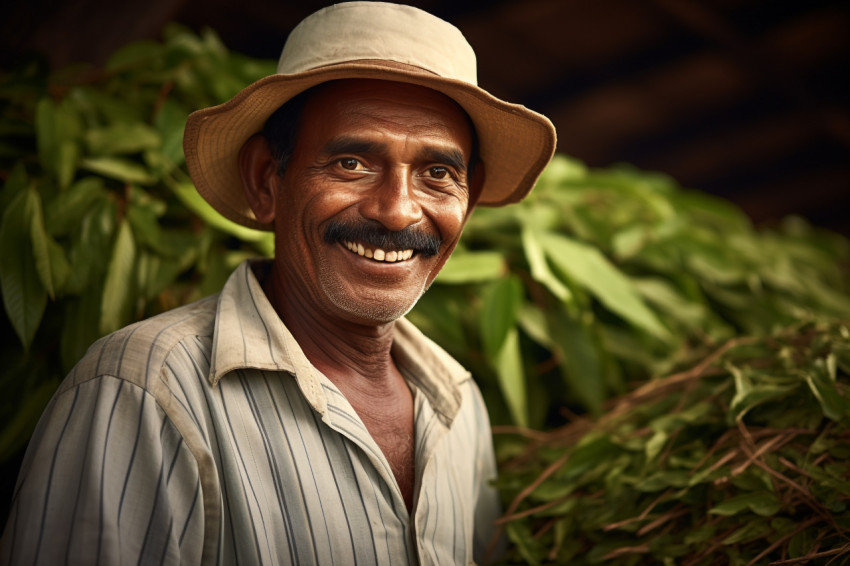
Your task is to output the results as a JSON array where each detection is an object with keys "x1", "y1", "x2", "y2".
[
  {"x1": 238, "y1": 134, "x2": 281, "y2": 225},
  {"x1": 465, "y1": 160, "x2": 485, "y2": 219}
]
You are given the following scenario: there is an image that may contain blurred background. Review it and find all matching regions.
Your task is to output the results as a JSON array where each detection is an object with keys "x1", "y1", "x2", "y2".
[{"x1": 3, "y1": 0, "x2": 848, "y2": 235}]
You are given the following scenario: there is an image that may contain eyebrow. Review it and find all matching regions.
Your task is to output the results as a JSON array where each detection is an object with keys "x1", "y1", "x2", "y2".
[
  {"x1": 322, "y1": 136, "x2": 468, "y2": 173},
  {"x1": 423, "y1": 148, "x2": 467, "y2": 173},
  {"x1": 322, "y1": 137, "x2": 383, "y2": 156}
]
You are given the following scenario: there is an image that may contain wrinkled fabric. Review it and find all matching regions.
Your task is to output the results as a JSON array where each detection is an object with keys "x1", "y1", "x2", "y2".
[{"x1": 1, "y1": 260, "x2": 502, "y2": 565}]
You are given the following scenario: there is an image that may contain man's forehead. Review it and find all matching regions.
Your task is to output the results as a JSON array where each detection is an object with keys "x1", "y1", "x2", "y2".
[
  {"x1": 302, "y1": 79, "x2": 470, "y2": 123},
  {"x1": 292, "y1": 79, "x2": 476, "y2": 153}
]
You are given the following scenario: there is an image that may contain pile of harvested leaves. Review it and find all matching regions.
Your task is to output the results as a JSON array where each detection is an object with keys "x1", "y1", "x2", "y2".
[{"x1": 492, "y1": 318, "x2": 850, "y2": 564}]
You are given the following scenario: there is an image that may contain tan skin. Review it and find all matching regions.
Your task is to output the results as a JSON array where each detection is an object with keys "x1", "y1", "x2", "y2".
[{"x1": 239, "y1": 80, "x2": 483, "y2": 513}]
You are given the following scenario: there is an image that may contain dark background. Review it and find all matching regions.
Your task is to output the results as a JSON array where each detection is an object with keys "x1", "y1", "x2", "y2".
[{"x1": 3, "y1": 0, "x2": 848, "y2": 235}]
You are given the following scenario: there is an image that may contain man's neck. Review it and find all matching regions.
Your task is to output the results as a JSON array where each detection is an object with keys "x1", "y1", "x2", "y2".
[{"x1": 258, "y1": 261, "x2": 400, "y2": 388}]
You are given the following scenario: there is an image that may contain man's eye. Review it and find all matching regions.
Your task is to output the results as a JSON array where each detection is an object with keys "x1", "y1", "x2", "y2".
[
  {"x1": 428, "y1": 166, "x2": 450, "y2": 179},
  {"x1": 338, "y1": 158, "x2": 362, "y2": 171}
]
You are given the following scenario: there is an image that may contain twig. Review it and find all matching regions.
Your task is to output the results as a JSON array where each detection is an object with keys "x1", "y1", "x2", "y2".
[
  {"x1": 604, "y1": 490, "x2": 673, "y2": 531},
  {"x1": 732, "y1": 430, "x2": 798, "y2": 476},
  {"x1": 497, "y1": 493, "x2": 572, "y2": 524},
  {"x1": 637, "y1": 507, "x2": 689, "y2": 536},
  {"x1": 601, "y1": 544, "x2": 650, "y2": 559},
  {"x1": 770, "y1": 543, "x2": 850, "y2": 564},
  {"x1": 485, "y1": 452, "x2": 569, "y2": 561},
  {"x1": 746, "y1": 516, "x2": 820, "y2": 566},
  {"x1": 491, "y1": 425, "x2": 552, "y2": 442}
]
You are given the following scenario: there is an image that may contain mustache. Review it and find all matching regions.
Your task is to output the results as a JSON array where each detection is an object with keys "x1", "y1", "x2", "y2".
[{"x1": 324, "y1": 221, "x2": 442, "y2": 257}]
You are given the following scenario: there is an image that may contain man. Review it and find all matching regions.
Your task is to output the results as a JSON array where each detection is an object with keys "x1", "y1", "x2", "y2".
[{"x1": 1, "y1": 2, "x2": 555, "y2": 564}]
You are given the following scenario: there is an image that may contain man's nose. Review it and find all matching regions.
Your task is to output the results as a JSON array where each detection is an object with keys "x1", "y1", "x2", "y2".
[{"x1": 359, "y1": 169, "x2": 423, "y2": 232}]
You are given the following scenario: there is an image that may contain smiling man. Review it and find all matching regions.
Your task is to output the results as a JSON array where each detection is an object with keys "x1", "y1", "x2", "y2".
[{"x1": 1, "y1": 3, "x2": 555, "y2": 565}]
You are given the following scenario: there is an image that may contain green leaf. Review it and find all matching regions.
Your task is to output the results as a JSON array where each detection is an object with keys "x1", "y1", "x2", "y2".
[
  {"x1": 505, "y1": 521, "x2": 541, "y2": 566},
  {"x1": 61, "y1": 283, "x2": 104, "y2": 372},
  {"x1": 407, "y1": 285, "x2": 472, "y2": 361},
  {"x1": 517, "y1": 303, "x2": 553, "y2": 349},
  {"x1": 169, "y1": 181, "x2": 274, "y2": 253},
  {"x1": 522, "y1": 226, "x2": 571, "y2": 301},
  {"x1": 493, "y1": 327, "x2": 528, "y2": 427},
  {"x1": 539, "y1": 232, "x2": 671, "y2": 340},
  {"x1": 44, "y1": 176, "x2": 107, "y2": 236},
  {"x1": 547, "y1": 309, "x2": 606, "y2": 415},
  {"x1": 0, "y1": 161, "x2": 28, "y2": 211},
  {"x1": 63, "y1": 197, "x2": 116, "y2": 295},
  {"x1": 29, "y1": 189, "x2": 71, "y2": 298},
  {"x1": 127, "y1": 204, "x2": 170, "y2": 255},
  {"x1": 105, "y1": 39, "x2": 163, "y2": 70},
  {"x1": 631, "y1": 277, "x2": 708, "y2": 329},
  {"x1": 479, "y1": 276, "x2": 523, "y2": 359},
  {"x1": 56, "y1": 140, "x2": 80, "y2": 190},
  {"x1": 69, "y1": 86, "x2": 142, "y2": 124},
  {"x1": 534, "y1": 154, "x2": 587, "y2": 187},
  {"x1": 137, "y1": 250, "x2": 181, "y2": 302},
  {"x1": 709, "y1": 491, "x2": 782, "y2": 517},
  {"x1": 84, "y1": 122, "x2": 161, "y2": 155},
  {"x1": 154, "y1": 98, "x2": 188, "y2": 168},
  {"x1": 729, "y1": 368, "x2": 800, "y2": 421},
  {"x1": 636, "y1": 470, "x2": 691, "y2": 492},
  {"x1": 100, "y1": 219, "x2": 137, "y2": 335},
  {"x1": 436, "y1": 250, "x2": 505, "y2": 284},
  {"x1": 721, "y1": 519, "x2": 772, "y2": 545},
  {"x1": 80, "y1": 156, "x2": 157, "y2": 185},
  {"x1": 0, "y1": 189, "x2": 48, "y2": 348},
  {"x1": 806, "y1": 355, "x2": 850, "y2": 422},
  {"x1": 557, "y1": 435, "x2": 617, "y2": 481},
  {"x1": 35, "y1": 97, "x2": 82, "y2": 189}
]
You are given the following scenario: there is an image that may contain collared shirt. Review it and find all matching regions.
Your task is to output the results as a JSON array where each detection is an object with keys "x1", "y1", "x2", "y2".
[{"x1": 1, "y1": 261, "x2": 502, "y2": 565}]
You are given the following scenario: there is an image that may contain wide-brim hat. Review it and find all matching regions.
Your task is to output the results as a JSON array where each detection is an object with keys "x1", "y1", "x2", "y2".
[{"x1": 184, "y1": 1, "x2": 557, "y2": 231}]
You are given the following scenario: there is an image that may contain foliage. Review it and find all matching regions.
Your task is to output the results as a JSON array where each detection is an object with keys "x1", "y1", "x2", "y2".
[
  {"x1": 0, "y1": 25, "x2": 276, "y2": 461},
  {"x1": 491, "y1": 320, "x2": 850, "y2": 564},
  {"x1": 410, "y1": 156, "x2": 850, "y2": 428},
  {"x1": 2, "y1": 26, "x2": 850, "y2": 562}
]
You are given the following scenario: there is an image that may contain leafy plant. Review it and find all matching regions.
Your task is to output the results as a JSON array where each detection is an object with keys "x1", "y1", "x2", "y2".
[
  {"x1": 411, "y1": 156, "x2": 850, "y2": 428},
  {"x1": 0, "y1": 25, "x2": 276, "y2": 461},
  {"x1": 490, "y1": 320, "x2": 850, "y2": 564}
]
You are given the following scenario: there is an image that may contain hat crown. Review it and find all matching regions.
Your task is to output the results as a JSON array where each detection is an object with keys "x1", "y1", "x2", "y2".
[{"x1": 277, "y1": 2, "x2": 478, "y2": 85}]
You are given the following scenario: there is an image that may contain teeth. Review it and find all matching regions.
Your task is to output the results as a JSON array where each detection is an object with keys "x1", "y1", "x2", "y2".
[{"x1": 342, "y1": 241, "x2": 413, "y2": 263}]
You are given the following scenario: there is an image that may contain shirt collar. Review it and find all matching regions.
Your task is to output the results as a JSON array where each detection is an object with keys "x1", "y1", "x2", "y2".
[{"x1": 209, "y1": 260, "x2": 468, "y2": 423}]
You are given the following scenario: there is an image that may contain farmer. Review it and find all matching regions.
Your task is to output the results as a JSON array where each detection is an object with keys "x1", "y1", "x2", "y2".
[{"x1": 1, "y1": 2, "x2": 555, "y2": 564}]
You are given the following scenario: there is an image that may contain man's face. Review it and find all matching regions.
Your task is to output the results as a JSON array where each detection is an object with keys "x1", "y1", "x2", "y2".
[{"x1": 273, "y1": 79, "x2": 478, "y2": 325}]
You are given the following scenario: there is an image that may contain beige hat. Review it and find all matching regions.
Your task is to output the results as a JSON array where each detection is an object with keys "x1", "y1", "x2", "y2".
[{"x1": 183, "y1": 1, "x2": 557, "y2": 230}]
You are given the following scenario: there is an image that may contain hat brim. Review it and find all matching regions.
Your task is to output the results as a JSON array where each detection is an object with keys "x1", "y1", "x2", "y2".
[{"x1": 183, "y1": 60, "x2": 557, "y2": 231}]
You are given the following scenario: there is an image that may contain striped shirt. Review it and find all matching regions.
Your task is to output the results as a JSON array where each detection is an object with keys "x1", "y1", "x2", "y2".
[{"x1": 1, "y1": 260, "x2": 502, "y2": 565}]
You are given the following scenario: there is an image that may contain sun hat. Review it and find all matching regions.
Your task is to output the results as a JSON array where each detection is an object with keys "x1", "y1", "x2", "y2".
[{"x1": 183, "y1": 1, "x2": 557, "y2": 231}]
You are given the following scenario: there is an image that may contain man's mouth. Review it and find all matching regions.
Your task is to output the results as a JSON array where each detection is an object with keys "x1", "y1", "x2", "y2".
[
  {"x1": 325, "y1": 220, "x2": 441, "y2": 261},
  {"x1": 342, "y1": 240, "x2": 414, "y2": 263}
]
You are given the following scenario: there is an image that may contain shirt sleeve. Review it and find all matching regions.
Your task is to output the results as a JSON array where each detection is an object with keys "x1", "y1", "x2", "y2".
[{"x1": 0, "y1": 375, "x2": 205, "y2": 566}]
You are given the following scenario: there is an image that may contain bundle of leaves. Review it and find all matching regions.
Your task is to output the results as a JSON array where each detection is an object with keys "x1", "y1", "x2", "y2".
[
  {"x1": 410, "y1": 157, "x2": 850, "y2": 428},
  {"x1": 492, "y1": 319, "x2": 850, "y2": 564},
  {"x1": 0, "y1": 26, "x2": 276, "y2": 461}
]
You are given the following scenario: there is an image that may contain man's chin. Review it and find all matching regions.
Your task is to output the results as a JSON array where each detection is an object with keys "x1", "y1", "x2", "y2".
[{"x1": 321, "y1": 281, "x2": 426, "y2": 326}]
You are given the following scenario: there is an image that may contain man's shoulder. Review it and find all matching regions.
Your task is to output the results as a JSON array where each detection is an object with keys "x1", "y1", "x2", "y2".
[{"x1": 61, "y1": 294, "x2": 220, "y2": 395}]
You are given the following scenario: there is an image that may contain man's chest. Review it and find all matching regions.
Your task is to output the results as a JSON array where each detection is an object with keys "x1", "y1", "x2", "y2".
[{"x1": 204, "y1": 370, "x2": 481, "y2": 565}]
